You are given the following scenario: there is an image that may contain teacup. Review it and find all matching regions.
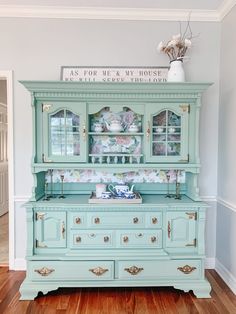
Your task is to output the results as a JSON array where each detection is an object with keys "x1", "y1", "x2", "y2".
[
  {"x1": 101, "y1": 192, "x2": 112, "y2": 199},
  {"x1": 124, "y1": 191, "x2": 135, "y2": 199}
]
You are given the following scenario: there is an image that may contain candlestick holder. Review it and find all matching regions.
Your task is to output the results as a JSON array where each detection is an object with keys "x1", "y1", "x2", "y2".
[
  {"x1": 43, "y1": 182, "x2": 49, "y2": 201},
  {"x1": 59, "y1": 174, "x2": 65, "y2": 199},
  {"x1": 165, "y1": 174, "x2": 171, "y2": 198},
  {"x1": 175, "y1": 170, "x2": 181, "y2": 200},
  {"x1": 48, "y1": 169, "x2": 54, "y2": 198}
]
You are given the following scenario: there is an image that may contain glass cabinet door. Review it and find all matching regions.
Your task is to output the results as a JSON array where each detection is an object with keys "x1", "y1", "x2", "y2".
[
  {"x1": 42, "y1": 102, "x2": 86, "y2": 162},
  {"x1": 145, "y1": 104, "x2": 189, "y2": 162}
]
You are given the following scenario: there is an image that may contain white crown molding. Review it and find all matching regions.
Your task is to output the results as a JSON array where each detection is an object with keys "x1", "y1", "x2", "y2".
[
  {"x1": 0, "y1": 4, "x2": 230, "y2": 22},
  {"x1": 218, "y1": 0, "x2": 236, "y2": 20}
]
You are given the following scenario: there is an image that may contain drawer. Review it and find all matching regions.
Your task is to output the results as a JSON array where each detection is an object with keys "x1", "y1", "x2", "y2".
[
  {"x1": 87, "y1": 212, "x2": 145, "y2": 229},
  {"x1": 69, "y1": 212, "x2": 87, "y2": 229},
  {"x1": 117, "y1": 230, "x2": 162, "y2": 248},
  {"x1": 117, "y1": 259, "x2": 202, "y2": 280},
  {"x1": 30, "y1": 261, "x2": 114, "y2": 281},
  {"x1": 70, "y1": 230, "x2": 115, "y2": 249}
]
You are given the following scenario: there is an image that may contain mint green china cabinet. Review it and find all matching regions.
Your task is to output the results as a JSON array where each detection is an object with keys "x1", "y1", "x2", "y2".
[{"x1": 19, "y1": 81, "x2": 212, "y2": 300}]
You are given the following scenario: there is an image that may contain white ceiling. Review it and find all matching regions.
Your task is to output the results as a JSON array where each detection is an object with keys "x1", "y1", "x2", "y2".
[
  {"x1": 0, "y1": 0, "x2": 235, "y2": 21},
  {"x1": 0, "y1": 0, "x2": 225, "y2": 10}
]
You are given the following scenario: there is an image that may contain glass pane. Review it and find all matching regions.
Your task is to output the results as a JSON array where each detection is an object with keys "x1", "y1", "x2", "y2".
[
  {"x1": 153, "y1": 111, "x2": 166, "y2": 126},
  {"x1": 167, "y1": 143, "x2": 181, "y2": 156},
  {"x1": 50, "y1": 110, "x2": 65, "y2": 156},
  {"x1": 167, "y1": 134, "x2": 181, "y2": 141},
  {"x1": 168, "y1": 111, "x2": 181, "y2": 126},
  {"x1": 65, "y1": 110, "x2": 80, "y2": 156},
  {"x1": 153, "y1": 134, "x2": 166, "y2": 141},
  {"x1": 152, "y1": 143, "x2": 166, "y2": 156}
]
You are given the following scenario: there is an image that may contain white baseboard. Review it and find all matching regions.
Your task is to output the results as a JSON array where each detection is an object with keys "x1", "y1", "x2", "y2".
[
  {"x1": 215, "y1": 258, "x2": 236, "y2": 294},
  {"x1": 13, "y1": 258, "x2": 26, "y2": 271},
  {"x1": 205, "y1": 257, "x2": 216, "y2": 269}
]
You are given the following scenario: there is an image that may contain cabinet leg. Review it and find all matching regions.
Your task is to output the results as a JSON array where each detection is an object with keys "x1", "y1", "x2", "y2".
[
  {"x1": 19, "y1": 281, "x2": 59, "y2": 300},
  {"x1": 174, "y1": 279, "x2": 211, "y2": 299}
]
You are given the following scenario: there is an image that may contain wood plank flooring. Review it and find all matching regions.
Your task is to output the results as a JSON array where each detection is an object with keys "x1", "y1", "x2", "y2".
[
  {"x1": 0, "y1": 268, "x2": 235, "y2": 313},
  {"x1": 0, "y1": 213, "x2": 8, "y2": 265}
]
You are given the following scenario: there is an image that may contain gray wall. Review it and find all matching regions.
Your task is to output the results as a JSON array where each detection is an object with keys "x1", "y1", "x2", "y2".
[
  {"x1": 217, "y1": 6, "x2": 236, "y2": 279},
  {"x1": 0, "y1": 18, "x2": 220, "y2": 265}
]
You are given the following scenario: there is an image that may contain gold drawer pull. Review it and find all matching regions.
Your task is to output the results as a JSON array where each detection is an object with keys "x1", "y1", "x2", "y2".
[
  {"x1": 133, "y1": 217, "x2": 139, "y2": 224},
  {"x1": 123, "y1": 236, "x2": 129, "y2": 243},
  {"x1": 177, "y1": 265, "x2": 197, "y2": 274},
  {"x1": 76, "y1": 236, "x2": 81, "y2": 243},
  {"x1": 124, "y1": 266, "x2": 144, "y2": 275},
  {"x1": 151, "y1": 236, "x2": 157, "y2": 243},
  {"x1": 168, "y1": 221, "x2": 171, "y2": 238},
  {"x1": 75, "y1": 217, "x2": 81, "y2": 224},
  {"x1": 152, "y1": 217, "x2": 158, "y2": 224},
  {"x1": 94, "y1": 217, "x2": 100, "y2": 224},
  {"x1": 104, "y1": 236, "x2": 109, "y2": 242},
  {"x1": 34, "y1": 267, "x2": 55, "y2": 277},
  {"x1": 89, "y1": 267, "x2": 108, "y2": 276}
]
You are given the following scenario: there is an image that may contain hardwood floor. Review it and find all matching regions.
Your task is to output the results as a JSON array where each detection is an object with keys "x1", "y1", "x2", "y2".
[
  {"x1": 0, "y1": 268, "x2": 235, "y2": 313},
  {"x1": 0, "y1": 213, "x2": 8, "y2": 265}
]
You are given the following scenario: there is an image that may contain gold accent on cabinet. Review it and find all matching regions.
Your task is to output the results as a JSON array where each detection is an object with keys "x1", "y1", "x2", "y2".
[
  {"x1": 42, "y1": 153, "x2": 53, "y2": 163},
  {"x1": 177, "y1": 265, "x2": 196, "y2": 274},
  {"x1": 152, "y1": 217, "x2": 158, "y2": 224},
  {"x1": 89, "y1": 267, "x2": 108, "y2": 276},
  {"x1": 76, "y1": 236, "x2": 81, "y2": 243},
  {"x1": 83, "y1": 123, "x2": 86, "y2": 141},
  {"x1": 123, "y1": 236, "x2": 129, "y2": 243},
  {"x1": 61, "y1": 221, "x2": 66, "y2": 239},
  {"x1": 151, "y1": 236, "x2": 157, "y2": 243},
  {"x1": 124, "y1": 266, "x2": 144, "y2": 275},
  {"x1": 168, "y1": 221, "x2": 171, "y2": 238},
  {"x1": 35, "y1": 240, "x2": 47, "y2": 248},
  {"x1": 75, "y1": 217, "x2": 81, "y2": 224},
  {"x1": 36, "y1": 212, "x2": 45, "y2": 220},
  {"x1": 42, "y1": 103, "x2": 52, "y2": 112},
  {"x1": 133, "y1": 217, "x2": 139, "y2": 224},
  {"x1": 146, "y1": 121, "x2": 150, "y2": 140},
  {"x1": 34, "y1": 267, "x2": 55, "y2": 276},
  {"x1": 94, "y1": 217, "x2": 100, "y2": 224},
  {"x1": 179, "y1": 104, "x2": 190, "y2": 113},
  {"x1": 104, "y1": 236, "x2": 109, "y2": 242},
  {"x1": 186, "y1": 212, "x2": 197, "y2": 220},
  {"x1": 186, "y1": 238, "x2": 197, "y2": 247}
]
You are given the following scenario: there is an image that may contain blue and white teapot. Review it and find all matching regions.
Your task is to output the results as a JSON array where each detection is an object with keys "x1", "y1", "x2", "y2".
[{"x1": 108, "y1": 184, "x2": 134, "y2": 197}]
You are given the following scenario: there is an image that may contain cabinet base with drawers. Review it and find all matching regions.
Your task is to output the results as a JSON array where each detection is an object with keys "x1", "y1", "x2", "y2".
[{"x1": 19, "y1": 195, "x2": 212, "y2": 300}]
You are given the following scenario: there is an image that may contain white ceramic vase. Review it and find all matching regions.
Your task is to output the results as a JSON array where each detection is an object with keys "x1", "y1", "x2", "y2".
[{"x1": 167, "y1": 60, "x2": 185, "y2": 82}]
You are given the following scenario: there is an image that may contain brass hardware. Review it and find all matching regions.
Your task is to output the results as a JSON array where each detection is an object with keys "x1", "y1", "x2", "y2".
[
  {"x1": 61, "y1": 221, "x2": 65, "y2": 239},
  {"x1": 94, "y1": 217, "x2": 100, "y2": 224},
  {"x1": 75, "y1": 217, "x2": 81, "y2": 224},
  {"x1": 186, "y1": 212, "x2": 197, "y2": 220},
  {"x1": 89, "y1": 267, "x2": 108, "y2": 276},
  {"x1": 35, "y1": 240, "x2": 47, "y2": 248},
  {"x1": 146, "y1": 121, "x2": 150, "y2": 140},
  {"x1": 42, "y1": 103, "x2": 52, "y2": 112},
  {"x1": 179, "y1": 104, "x2": 190, "y2": 113},
  {"x1": 83, "y1": 123, "x2": 86, "y2": 140},
  {"x1": 123, "y1": 236, "x2": 129, "y2": 243},
  {"x1": 152, "y1": 217, "x2": 158, "y2": 224},
  {"x1": 76, "y1": 236, "x2": 81, "y2": 243},
  {"x1": 124, "y1": 266, "x2": 144, "y2": 275},
  {"x1": 34, "y1": 267, "x2": 55, "y2": 276},
  {"x1": 42, "y1": 154, "x2": 53, "y2": 163},
  {"x1": 186, "y1": 238, "x2": 197, "y2": 247},
  {"x1": 104, "y1": 236, "x2": 109, "y2": 242},
  {"x1": 90, "y1": 233, "x2": 95, "y2": 237},
  {"x1": 178, "y1": 154, "x2": 189, "y2": 163},
  {"x1": 36, "y1": 212, "x2": 45, "y2": 220},
  {"x1": 168, "y1": 221, "x2": 171, "y2": 238},
  {"x1": 137, "y1": 233, "x2": 143, "y2": 237},
  {"x1": 177, "y1": 265, "x2": 196, "y2": 274},
  {"x1": 133, "y1": 217, "x2": 139, "y2": 224},
  {"x1": 151, "y1": 236, "x2": 157, "y2": 243}
]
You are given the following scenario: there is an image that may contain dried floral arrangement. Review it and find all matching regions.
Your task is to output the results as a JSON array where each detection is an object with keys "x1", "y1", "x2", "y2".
[{"x1": 157, "y1": 18, "x2": 194, "y2": 62}]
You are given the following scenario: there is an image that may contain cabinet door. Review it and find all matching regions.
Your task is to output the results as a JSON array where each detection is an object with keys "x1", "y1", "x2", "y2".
[
  {"x1": 35, "y1": 211, "x2": 66, "y2": 248},
  {"x1": 166, "y1": 211, "x2": 196, "y2": 248},
  {"x1": 42, "y1": 102, "x2": 86, "y2": 162},
  {"x1": 145, "y1": 103, "x2": 189, "y2": 162}
]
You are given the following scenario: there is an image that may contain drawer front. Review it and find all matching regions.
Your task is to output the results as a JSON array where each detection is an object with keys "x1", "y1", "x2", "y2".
[
  {"x1": 118, "y1": 259, "x2": 201, "y2": 280},
  {"x1": 69, "y1": 212, "x2": 87, "y2": 229},
  {"x1": 70, "y1": 230, "x2": 115, "y2": 248},
  {"x1": 87, "y1": 212, "x2": 145, "y2": 229},
  {"x1": 117, "y1": 230, "x2": 162, "y2": 248},
  {"x1": 30, "y1": 261, "x2": 114, "y2": 281}
]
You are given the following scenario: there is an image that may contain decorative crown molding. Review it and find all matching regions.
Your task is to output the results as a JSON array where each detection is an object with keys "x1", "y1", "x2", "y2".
[{"x1": 0, "y1": 1, "x2": 235, "y2": 21}]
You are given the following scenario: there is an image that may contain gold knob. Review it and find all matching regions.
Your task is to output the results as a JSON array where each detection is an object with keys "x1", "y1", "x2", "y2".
[
  {"x1": 34, "y1": 267, "x2": 54, "y2": 277},
  {"x1": 151, "y1": 236, "x2": 157, "y2": 243},
  {"x1": 76, "y1": 236, "x2": 81, "y2": 243},
  {"x1": 124, "y1": 266, "x2": 144, "y2": 275},
  {"x1": 61, "y1": 222, "x2": 65, "y2": 239},
  {"x1": 75, "y1": 217, "x2": 81, "y2": 224},
  {"x1": 133, "y1": 217, "x2": 139, "y2": 224},
  {"x1": 104, "y1": 236, "x2": 109, "y2": 242},
  {"x1": 94, "y1": 217, "x2": 100, "y2": 224},
  {"x1": 89, "y1": 267, "x2": 108, "y2": 276},
  {"x1": 152, "y1": 217, "x2": 158, "y2": 224},
  {"x1": 123, "y1": 236, "x2": 129, "y2": 243}
]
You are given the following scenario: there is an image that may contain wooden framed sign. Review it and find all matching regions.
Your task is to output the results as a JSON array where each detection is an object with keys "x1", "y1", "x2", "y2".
[{"x1": 61, "y1": 66, "x2": 168, "y2": 83}]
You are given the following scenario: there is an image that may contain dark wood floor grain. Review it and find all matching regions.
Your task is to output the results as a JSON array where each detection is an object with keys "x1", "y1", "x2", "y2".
[{"x1": 0, "y1": 268, "x2": 235, "y2": 314}]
